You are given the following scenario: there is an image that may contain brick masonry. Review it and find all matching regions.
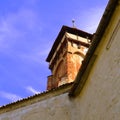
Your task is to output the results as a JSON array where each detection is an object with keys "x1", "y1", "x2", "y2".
[{"x1": 47, "y1": 34, "x2": 89, "y2": 90}]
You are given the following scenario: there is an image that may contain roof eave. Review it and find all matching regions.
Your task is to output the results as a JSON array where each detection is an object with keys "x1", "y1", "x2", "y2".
[
  {"x1": 0, "y1": 82, "x2": 73, "y2": 114},
  {"x1": 46, "y1": 26, "x2": 93, "y2": 62},
  {"x1": 69, "y1": 0, "x2": 119, "y2": 97}
]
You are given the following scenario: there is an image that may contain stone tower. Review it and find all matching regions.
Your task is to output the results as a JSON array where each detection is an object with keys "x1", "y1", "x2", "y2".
[{"x1": 46, "y1": 26, "x2": 92, "y2": 90}]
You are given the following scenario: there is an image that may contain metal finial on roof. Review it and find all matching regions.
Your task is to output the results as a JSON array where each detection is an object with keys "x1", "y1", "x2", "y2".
[{"x1": 72, "y1": 19, "x2": 75, "y2": 28}]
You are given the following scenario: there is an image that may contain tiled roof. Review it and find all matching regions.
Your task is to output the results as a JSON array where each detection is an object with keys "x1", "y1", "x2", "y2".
[
  {"x1": 0, "y1": 82, "x2": 73, "y2": 114},
  {"x1": 0, "y1": 0, "x2": 118, "y2": 113}
]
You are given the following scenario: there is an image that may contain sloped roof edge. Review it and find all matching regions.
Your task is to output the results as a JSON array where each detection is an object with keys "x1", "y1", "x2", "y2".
[
  {"x1": 46, "y1": 26, "x2": 93, "y2": 62},
  {"x1": 69, "y1": 0, "x2": 119, "y2": 97},
  {"x1": 0, "y1": 82, "x2": 73, "y2": 114}
]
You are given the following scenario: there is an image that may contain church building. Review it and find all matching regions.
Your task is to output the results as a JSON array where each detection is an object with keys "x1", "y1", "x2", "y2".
[
  {"x1": 46, "y1": 26, "x2": 92, "y2": 90},
  {"x1": 0, "y1": 0, "x2": 119, "y2": 119}
]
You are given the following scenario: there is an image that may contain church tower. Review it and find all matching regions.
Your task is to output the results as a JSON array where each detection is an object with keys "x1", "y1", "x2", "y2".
[{"x1": 46, "y1": 26, "x2": 92, "y2": 90}]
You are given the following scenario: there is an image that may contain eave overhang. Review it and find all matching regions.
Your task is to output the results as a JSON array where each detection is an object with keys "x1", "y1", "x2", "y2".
[
  {"x1": 46, "y1": 26, "x2": 93, "y2": 62},
  {"x1": 69, "y1": 0, "x2": 119, "y2": 97}
]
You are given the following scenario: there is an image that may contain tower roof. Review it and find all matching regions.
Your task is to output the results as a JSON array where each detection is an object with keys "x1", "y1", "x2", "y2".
[{"x1": 46, "y1": 26, "x2": 93, "y2": 62}]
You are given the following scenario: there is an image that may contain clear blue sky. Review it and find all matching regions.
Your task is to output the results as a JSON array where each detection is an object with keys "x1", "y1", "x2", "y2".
[{"x1": 0, "y1": 0, "x2": 108, "y2": 106}]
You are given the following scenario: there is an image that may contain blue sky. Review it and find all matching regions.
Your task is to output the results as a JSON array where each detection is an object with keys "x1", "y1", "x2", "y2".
[{"x1": 0, "y1": 0, "x2": 108, "y2": 106}]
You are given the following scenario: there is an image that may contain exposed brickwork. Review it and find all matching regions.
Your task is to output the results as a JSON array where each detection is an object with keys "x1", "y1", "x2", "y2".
[
  {"x1": 46, "y1": 30, "x2": 90, "y2": 90},
  {"x1": 66, "y1": 52, "x2": 83, "y2": 83},
  {"x1": 47, "y1": 75, "x2": 53, "y2": 90}
]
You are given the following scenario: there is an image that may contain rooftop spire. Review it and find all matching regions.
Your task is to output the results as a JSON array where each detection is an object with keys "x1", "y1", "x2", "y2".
[{"x1": 72, "y1": 19, "x2": 76, "y2": 28}]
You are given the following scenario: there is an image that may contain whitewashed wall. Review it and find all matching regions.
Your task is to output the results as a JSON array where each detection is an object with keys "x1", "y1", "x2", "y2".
[{"x1": 0, "y1": 2, "x2": 120, "y2": 120}]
